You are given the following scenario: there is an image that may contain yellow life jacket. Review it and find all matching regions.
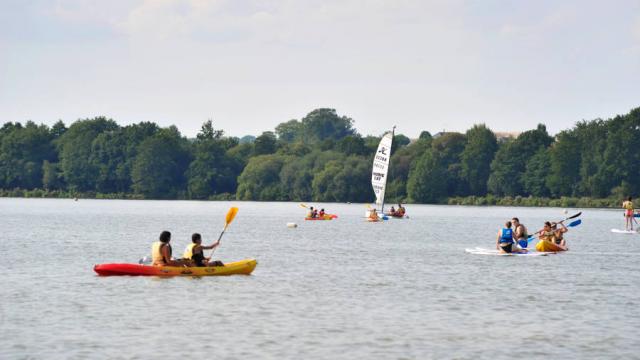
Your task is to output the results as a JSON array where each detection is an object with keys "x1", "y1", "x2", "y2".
[
  {"x1": 541, "y1": 231, "x2": 555, "y2": 242},
  {"x1": 151, "y1": 241, "x2": 170, "y2": 266},
  {"x1": 183, "y1": 243, "x2": 198, "y2": 259},
  {"x1": 624, "y1": 201, "x2": 634, "y2": 210}
]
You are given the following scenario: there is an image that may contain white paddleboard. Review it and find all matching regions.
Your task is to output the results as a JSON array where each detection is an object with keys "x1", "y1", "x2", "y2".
[
  {"x1": 465, "y1": 247, "x2": 550, "y2": 257},
  {"x1": 611, "y1": 229, "x2": 639, "y2": 234}
]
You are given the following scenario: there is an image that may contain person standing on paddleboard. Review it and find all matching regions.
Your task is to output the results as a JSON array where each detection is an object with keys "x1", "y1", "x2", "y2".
[
  {"x1": 511, "y1": 217, "x2": 529, "y2": 250},
  {"x1": 622, "y1": 197, "x2": 634, "y2": 231}
]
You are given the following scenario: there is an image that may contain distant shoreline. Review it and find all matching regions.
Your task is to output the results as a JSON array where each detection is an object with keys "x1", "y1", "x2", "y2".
[{"x1": 0, "y1": 188, "x2": 627, "y2": 209}]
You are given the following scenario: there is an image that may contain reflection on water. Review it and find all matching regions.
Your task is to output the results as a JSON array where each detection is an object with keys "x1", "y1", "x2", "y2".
[{"x1": 1, "y1": 199, "x2": 638, "y2": 359}]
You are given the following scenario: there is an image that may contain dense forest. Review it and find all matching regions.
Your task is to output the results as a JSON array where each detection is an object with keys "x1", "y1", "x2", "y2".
[{"x1": 1, "y1": 107, "x2": 639, "y2": 205}]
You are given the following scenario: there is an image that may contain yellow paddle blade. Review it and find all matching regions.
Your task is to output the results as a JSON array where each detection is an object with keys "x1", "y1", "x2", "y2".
[
  {"x1": 299, "y1": 203, "x2": 308, "y2": 208},
  {"x1": 365, "y1": 204, "x2": 373, "y2": 209},
  {"x1": 225, "y1": 207, "x2": 239, "y2": 227}
]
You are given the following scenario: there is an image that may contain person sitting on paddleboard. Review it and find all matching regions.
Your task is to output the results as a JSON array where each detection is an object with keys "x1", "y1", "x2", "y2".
[
  {"x1": 496, "y1": 221, "x2": 523, "y2": 253},
  {"x1": 511, "y1": 217, "x2": 528, "y2": 249},
  {"x1": 183, "y1": 233, "x2": 224, "y2": 267},
  {"x1": 623, "y1": 196, "x2": 634, "y2": 231},
  {"x1": 551, "y1": 222, "x2": 568, "y2": 248},
  {"x1": 151, "y1": 231, "x2": 190, "y2": 267}
]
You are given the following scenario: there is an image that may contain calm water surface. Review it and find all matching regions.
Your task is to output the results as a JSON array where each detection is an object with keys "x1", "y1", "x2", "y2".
[{"x1": 1, "y1": 199, "x2": 639, "y2": 359}]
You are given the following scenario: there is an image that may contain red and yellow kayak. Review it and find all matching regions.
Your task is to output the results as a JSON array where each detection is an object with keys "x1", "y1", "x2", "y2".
[
  {"x1": 305, "y1": 214, "x2": 338, "y2": 220},
  {"x1": 535, "y1": 240, "x2": 567, "y2": 252},
  {"x1": 94, "y1": 258, "x2": 257, "y2": 276}
]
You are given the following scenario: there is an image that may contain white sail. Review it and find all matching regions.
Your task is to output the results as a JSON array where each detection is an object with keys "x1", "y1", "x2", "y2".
[{"x1": 371, "y1": 132, "x2": 393, "y2": 206}]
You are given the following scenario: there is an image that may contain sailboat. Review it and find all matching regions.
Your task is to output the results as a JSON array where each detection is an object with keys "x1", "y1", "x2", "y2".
[{"x1": 367, "y1": 127, "x2": 395, "y2": 221}]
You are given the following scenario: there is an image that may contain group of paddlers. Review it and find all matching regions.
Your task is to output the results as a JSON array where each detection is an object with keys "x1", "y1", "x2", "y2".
[
  {"x1": 306, "y1": 207, "x2": 327, "y2": 218},
  {"x1": 150, "y1": 231, "x2": 224, "y2": 267},
  {"x1": 496, "y1": 217, "x2": 568, "y2": 253}
]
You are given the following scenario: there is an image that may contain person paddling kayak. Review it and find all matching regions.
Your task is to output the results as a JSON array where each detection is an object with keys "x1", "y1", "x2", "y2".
[
  {"x1": 369, "y1": 208, "x2": 380, "y2": 221},
  {"x1": 151, "y1": 231, "x2": 190, "y2": 267},
  {"x1": 307, "y1": 206, "x2": 316, "y2": 218},
  {"x1": 623, "y1": 196, "x2": 634, "y2": 231},
  {"x1": 551, "y1": 222, "x2": 568, "y2": 248},
  {"x1": 537, "y1": 222, "x2": 557, "y2": 245},
  {"x1": 183, "y1": 233, "x2": 224, "y2": 267}
]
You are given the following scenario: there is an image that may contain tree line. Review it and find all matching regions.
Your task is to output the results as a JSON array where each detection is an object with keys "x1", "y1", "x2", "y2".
[{"x1": 1, "y1": 107, "x2": 639, "y2": 203}]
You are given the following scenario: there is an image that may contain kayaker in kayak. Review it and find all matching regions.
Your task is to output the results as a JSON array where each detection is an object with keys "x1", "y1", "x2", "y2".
[
  {"x1": 319, "y1": 208, "x2": 326, "y2": 217},
  {"x1": 307, "y1": 206, "x2": 316, "y2": 218},
  {"x1": 369, "y1": 208, "x2": 380, "y2": 221},
  {"x1": 496, "y1": 221, "x2": 524, "y2": 253},
  {"x1": 551, "y1": 222, "x2": 568, "y2": 248},
  {"x1": 511, "y1": 217, "x2": 529, "y2": 249},
  {"x1": 537, "y1": 222, "x2": 556, "y2": 244},
  {"x1": 623, "y1": 196, "x2": 634, "y2": 231},
  {"x1": 183, "y1": 233, "x2": 224, "y2": 267},
  {"x1": 389, "y1": 206, "x2": 396, "y2": 215},
  {"x1": 151, "y1": 231, "x2": 190, "y2": 267},
  {"x1": 397, "y1": 203, "x2": 406, "y2": 216}
]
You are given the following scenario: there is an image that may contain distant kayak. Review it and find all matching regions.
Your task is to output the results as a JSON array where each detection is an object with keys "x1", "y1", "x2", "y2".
[
  {"x1": 535, "y1": 240, "x2": 567, "y2": 252},
  {"x1": 94, "y1": 258, "x2": 257, "y2": 276},
  {"x1": 611, "y1": 229, "x2": 638, "y2": 234},
  {"x1": 305, "y1": 214, "x2": 338, "y2": 221},
  {"x1": 385, "y1": 213, "x2": 408, "y2": 219},
  {"x1": 465, "y1": 248, "x2": 550, "y2": 256}
]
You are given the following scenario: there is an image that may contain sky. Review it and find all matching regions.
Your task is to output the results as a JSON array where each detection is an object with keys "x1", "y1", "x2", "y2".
[{"x1": 1, "y1": 0, "x2": 639, "y2": 138}]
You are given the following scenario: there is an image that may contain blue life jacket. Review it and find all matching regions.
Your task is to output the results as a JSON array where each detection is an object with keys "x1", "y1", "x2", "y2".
[{"x1": 500, "y1": 228, "x2": 513, "y2": 244}]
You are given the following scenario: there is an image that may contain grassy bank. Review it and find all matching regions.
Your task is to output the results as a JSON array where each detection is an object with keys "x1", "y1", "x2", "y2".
[
  {"x1": 0, "y1": 188, "x2": 626, "y2": 208},
  {"x1": 446, "y1": 195, "x2": 620, "y2": 208}
]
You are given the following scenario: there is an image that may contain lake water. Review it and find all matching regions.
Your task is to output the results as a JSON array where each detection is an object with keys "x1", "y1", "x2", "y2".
[{"x1": 1, "y1": 198, "x2": 639, "y2": 359}]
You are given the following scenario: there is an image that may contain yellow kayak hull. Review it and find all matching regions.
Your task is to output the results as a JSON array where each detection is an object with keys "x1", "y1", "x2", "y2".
[
  {"x1": 94, "y1": 258, "x2": 257, "y2": 276},
  {"x1": 535, "y1": 240, "x2": 567, "y2": 252}
]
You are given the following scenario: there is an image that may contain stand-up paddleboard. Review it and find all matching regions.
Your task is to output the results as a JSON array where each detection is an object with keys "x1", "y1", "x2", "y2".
[
  {"x1": 465, "y1": 247, "x2": 551, "y2": 256},
  {"x1": 611, "y1": 229, "x2": 639, "y2": 234}
]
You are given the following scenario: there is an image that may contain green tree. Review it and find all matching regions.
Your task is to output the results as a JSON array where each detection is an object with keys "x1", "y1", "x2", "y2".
[
  {"x1": 187, "y1": 122, "x2": 241, "y2": 199},
  {"x1": 131, "y1": 127, "x2": 191, "y2": 198},
  {"x1": 254, "y1": 131, "x2": 278, "y2": 155},
  {"x1": 42, "y1": 160, "x2": 64, "y2": 190},
  {"x1": 407, "y1": 149, "x2": 447, "y2": 203},
  {"x1": 275, "y1": 119, "x2": 304, "y2": 143},
  {"x1": 523, "y1": 147, "x2": 551, "y2": 197},
  {"x1": 0, "y1": 121, "x2": 56, "y2": 189},
  {"x1": 58, "y1": 117, "x2": 119, "y2": 191},
  {"x1": 236, "y1": 154, "x2": 287, "y2": 200},
  {"x1": 301, "y1": 108, "x2": 356, "y2": 143},
  {"x1": 547, "y1": 130, "x2": 581, "y2": 196},
  {"x1": 488, "y1": 124, "x2": 553, "y2": 196},
  {"x1": 461, "y1": 124, "x2": 498, "y2": 195}
]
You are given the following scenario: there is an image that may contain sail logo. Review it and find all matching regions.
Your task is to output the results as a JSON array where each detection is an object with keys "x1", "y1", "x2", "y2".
[
  {"x1": 372, "y1": 172, "x2": 385, "y2": 181},
  {"x1": 378, "y1": 147, "x2": 387, "y2": 155}
]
